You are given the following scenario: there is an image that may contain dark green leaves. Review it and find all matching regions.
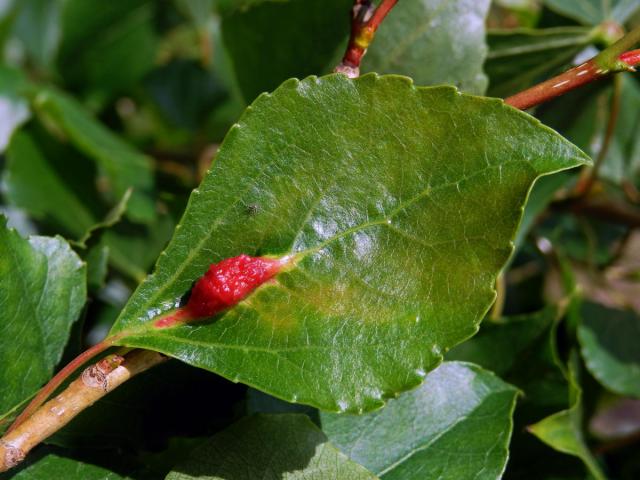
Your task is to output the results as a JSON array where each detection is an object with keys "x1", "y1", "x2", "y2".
[
  {"x1": 8, "y1": 453, "x2": 127, "y2": 479},
  {"x1": 0, "y1": 218, "x2": 86, "y2": 421},
  {"x1": 221, "y1": 0, "x2": 351, "y2": 102},
  {"x1": 321, "y1": 362, "x2": 519, "y2": 480},
  {"x1": 486, "y1": 27, "x2": 593, "y2": 97},
  {"x1": 578, "y1": 302, "x2": 640, "y2": 398},
  {"x1": 166, "y1": 414, "x2": 378, "y2": 479},
  {"x1": 362, "y1": 0, "x2": 491, "y2": 94},
  {"x1": 110, "y1": 74, "x2": 588, "y2": 413},
  {"x1": 543, "y1": 0, "x2": 640, "y2": 25},
  {"x1": 33, "y1": 88, "x2": 156, "y2": 223}
]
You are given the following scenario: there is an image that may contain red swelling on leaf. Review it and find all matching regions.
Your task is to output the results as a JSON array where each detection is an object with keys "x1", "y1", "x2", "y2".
[
  {"x1": 186, "y1": 254, "x2": 284, "y2": 317},
  {"x1": 154, "y1": 254, "x2": 286, "y2": 328}
]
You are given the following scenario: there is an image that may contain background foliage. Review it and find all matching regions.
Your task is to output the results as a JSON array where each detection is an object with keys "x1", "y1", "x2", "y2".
[{"x1": 1, "y1": 0, "x2": 640, "y2": 478}]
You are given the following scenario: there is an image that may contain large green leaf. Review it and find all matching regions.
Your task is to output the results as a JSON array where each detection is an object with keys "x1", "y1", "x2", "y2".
[
  {"x1": 543, "y1": 0, "x2": 640, "y2": 25},
  {"x1": 32, "y1": 87, "x2": 156, "y2": 223},
  {"x1": 221, "y1": 0, "x2": 351, "y2": 102},
  {"x1": 362, "y1": 0, "x2": 490, "y2": 94},
  {"x1": 320, "y1": 362, "x2": 518, "y2": 480},
  {"x1": 0, "y1": 218, "x2": 86, "y2": 421},
  {"x1": 165, "y1": 414, "x2": 378, "y2": 479},
  {"x1": 486, "y1": 27, "x2": 593, "y2": 98},
  {"x1": 578, "y1": 302, "x2": 640, "y2": 398},
  {"x1": 110, "y1": 74, "x2": 588, "y2": 413}
]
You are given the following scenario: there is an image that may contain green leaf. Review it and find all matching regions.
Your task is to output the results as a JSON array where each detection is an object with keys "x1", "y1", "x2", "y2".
[
  {"x1": 57, "y1": 0, "x2": 158, "y2": 97},
  {"x1": 320, "y1": 362, "x2": 519, "y2": 480},
  {"x1": 6, "y1": 453, "x2": 128, "y2": 479},
  {"x1": 3, "y1": 130, "x2": 98, "y2": 237},
  {"x1": 110, "y1": 74, "x2": 588, "y2": 413},
  {"x1": 578, "y1": 302, "x2": 640, "y2": 398},
  {"x1": 486, "y1": 27, "x2": 593, "y2": 98},
  {"x1": 0, "y1": 217, "x2": 86, "y2": 419},
  {"x1": 543, "y1": 0, "x2": 640, "y2": 25},
  {"x1": 362, "y1": 0, "x2": 491, "y2": 94},
  {"x1": 448, "y1": 307, "x2": 569, "y2": 408},
  {"x1": 11, "y1": 0, "x2": 62, "y2": 71},
  {"x1": 165, "y1": 414, "x2": 377, "y2": 479},
  {"x1": 528, "y1": 353, "x2": 606, "y2": 480},
  {"x1": 33, "y1": 87, "x2": 156, "y2": 223},
  {"x1": 0, "y1": 64, "x2": 30, "y2": 152},
  {"x1": 541, "y1": 76, "x2": 640, "y2": 185},
  {"x1": 221, "y1": 0, "x2": 352, "y2": 102}
]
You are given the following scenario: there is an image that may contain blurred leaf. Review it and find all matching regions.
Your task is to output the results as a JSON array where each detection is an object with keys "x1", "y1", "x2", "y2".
[
  {"x1": 0, "y1": 64, "x2": 30, "y2": 152},
  {"x1": 320, "y1": 362, "x2": 518, "y2": 480},
  {"x1": 166, "y1": 414, "x2": 378, "y2": 479},
  {"x1": 543, "y1": 0, "x2": 640, "y2": 25},
  {"x1": 101, "y1": 211, "x2": 176, "y2": 283},
  {"x1": 57, "y1": 0, "x2": 158, "y2": 97},
  {"x1": 542, "y1": 76, "x2": 640, "y2": 185},
  {"x1": 109, "y1": 75, "x2": 587, "y2": 413},
  {"x1": 75, "y1": 189, "x2": 130, "y2": 248},
  {"x1": 6, "y1": 453, "x2": 128, "y2": 479},
  {"x1": 448, "y1": 307, "x2": 569, "y2": 408},
  {"x1": 486, "y1": 27, "x2": 593, "y2": 97},
  {"x1": 85, "y1": 244, "x2": 109, "y2": 292},
  {"x1": 11, "y1": 0, "x2": 61, "y2": 71},
  {"x1": 529, "y1": 353, "x2": 606, "y2": 480},
  {"x1": 221, "y1": 0, "x2": 351, "y2": 102},
  {"x1": 0, "y1": 218, "x2": 86, "y2": 420},
  {"x1": 145, "y1": 59, "x2": 228, "y2": 129},
  {"x1": 362, "y1": 0, "x2": 491, "y2": 94},
  {"x1": 3, "y1": 130, "x2": 98, "y2": 237},
  {"x1": 174, "y1": 0, "x2": 214, "y2": 27},
  {"x1": 578, "y1": 302, "x2": 640, "y2": 398},
  {"x1": 33, "y1": 87, "x2": 156, "y2": 223}
]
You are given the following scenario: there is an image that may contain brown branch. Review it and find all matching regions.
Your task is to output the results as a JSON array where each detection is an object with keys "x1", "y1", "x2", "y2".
[
  {"x1": 505, "y1": 50, "x2": 639, "y2": 110},
  {"x1": 0, "y1": 350, "x2": 166, "y2": 473},
  {"x1": 335, "y1": 0, "x2": 399, "y2": 78},
  {"x1": 7, "y1": 334, "x2": 126, "y2": 433}
]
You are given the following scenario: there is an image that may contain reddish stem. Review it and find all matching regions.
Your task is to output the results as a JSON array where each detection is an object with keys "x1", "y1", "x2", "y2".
[
  {"x1": 336, "y1": 0, "x2": 399, "y2": 77},
  {"x1": 6, "y1": 334, "x2": 123, "y2": 433},
  {"x1": 506, "y1": 50, "x2": 640, "y2": 111}
]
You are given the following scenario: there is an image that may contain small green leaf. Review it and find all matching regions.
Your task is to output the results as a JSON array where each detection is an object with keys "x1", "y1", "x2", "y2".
[
  {"x1": 7, "y1": 453, "x2": 128, "y2": 479},
  {"x1": 110, "y1": 74, "x2": 588, "y2": 413},
  {"x1": 578, "y1": 302, "x2": 640, "y2": 398},
  {"x1": 543, "y1": 0, "x2": 640, "y2": 25},
  {"x1": 0, "y1": 64, "x2": 30, "y2": 152},
  {"x1": 165, "y1": 414, "x2": 378, "y2": 479},
  {"x1": 4, "y1": 130, "x2": 98, "y2": 237},
  {"x1": 0, "y1": 217, "x2": 86, "y2": 420},
  {"x1": 11, "y1": 0, "x2": 61, "y2": 71},
  {"x1": 486, "y1": 27, "x2": 593, "y2": 98},
  {"x1": 362, "y1": 0, "x2": 491, "y2": 94},
  {"x1": 320, "y1": 362, "x2": 519, "y2": 480},
  {"x1": 528, "y1": 353, "x2": 606, "y2": 480},
  {"x1": 33, "y1": 87, "x2": 156, "y2": 223},
  {"x1": 221, "y1": 0, "x2": 352, "y2": 102}
]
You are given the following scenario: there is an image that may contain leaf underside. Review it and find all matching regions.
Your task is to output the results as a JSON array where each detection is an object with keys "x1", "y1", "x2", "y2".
[{"x1": 110, "y1": 73, "x2": 589, "y2": 413}]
